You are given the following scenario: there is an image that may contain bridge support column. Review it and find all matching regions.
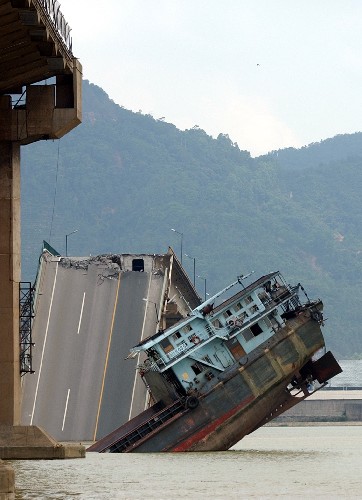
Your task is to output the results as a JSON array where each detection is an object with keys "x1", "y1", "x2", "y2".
[
  {"x1": 0, "y1": 142, "x2": 85, "y2": 459},
  {"x1": 0, "y1": 460, "x2": 14, "y2": 500},
  {"x1": 0, "y1": 141, "x2": 18, "y2": 486},
  {"x1": 0, "y1": 141, "x2": 21, "y2": 427}
]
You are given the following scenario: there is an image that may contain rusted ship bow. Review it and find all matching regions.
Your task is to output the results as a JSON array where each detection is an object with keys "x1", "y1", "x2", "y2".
[{"x1": 88, "y1": 272, "x2": 342, "y2": 453}]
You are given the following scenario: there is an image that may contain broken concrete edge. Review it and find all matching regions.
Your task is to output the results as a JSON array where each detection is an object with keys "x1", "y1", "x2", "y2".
[
  {"x1": 0, "y1": 426, "x2": 85, "y2": 459},
  {"x1": 0, "y1": 460, "x2": 15, "y2": 497}
]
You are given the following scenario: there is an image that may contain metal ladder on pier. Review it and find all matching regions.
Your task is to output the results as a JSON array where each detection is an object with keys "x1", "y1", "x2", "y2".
[{"x1": 107, "y1": 400, "x2": 185, "y2": 453}]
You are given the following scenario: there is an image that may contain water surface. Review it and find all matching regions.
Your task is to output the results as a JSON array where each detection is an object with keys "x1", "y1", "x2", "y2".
[{"x1": 12, "y1": 426, "x2": 362, "y2": 499}]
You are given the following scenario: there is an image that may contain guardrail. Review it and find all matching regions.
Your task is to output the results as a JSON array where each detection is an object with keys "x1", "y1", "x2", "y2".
[{"x1": 38, "y1": 0, "x2": 73, "y2": 53}]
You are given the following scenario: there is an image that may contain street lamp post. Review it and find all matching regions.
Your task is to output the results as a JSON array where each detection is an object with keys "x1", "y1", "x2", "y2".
[
  {"x1": 65, "y1": 229, "x2": 78, "y2": 257},
  {"x1": 185, "y1": 253, "x2": 196, "y2": 287},
  {"x1": 170, "y1": 228, "x2": 183, "y2": 265},
  {"x1": 197, "y1": 275, "x2": 207, "y2": 302}
]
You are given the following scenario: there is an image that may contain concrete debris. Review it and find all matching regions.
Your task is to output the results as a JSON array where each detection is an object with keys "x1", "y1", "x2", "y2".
[{"x1": 59, "y1": 254, "x2": 123, "y2": 274}]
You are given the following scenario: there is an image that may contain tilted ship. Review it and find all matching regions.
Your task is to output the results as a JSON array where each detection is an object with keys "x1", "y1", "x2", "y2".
[{"x1": 88, "y1": 271, "x2": 342, "y2": 453}]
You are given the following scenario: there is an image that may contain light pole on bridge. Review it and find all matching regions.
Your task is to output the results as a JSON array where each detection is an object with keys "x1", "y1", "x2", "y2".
[
  {"x1": 185, "y1": 253, "x2": 196, "y2": 287},
  {"x1": 197, "y1": 275, "x2": 207, "y2": 302},
  {"x1": 171, "y1": 228, "x2": 183, "y2": 265},
  {"x1": 65, "y1": 229, "x2": 78, "y2": 257}
]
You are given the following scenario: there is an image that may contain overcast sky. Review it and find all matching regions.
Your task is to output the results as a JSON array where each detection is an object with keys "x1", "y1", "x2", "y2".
[{"x1": 58, "y1": 1, "x2": 362, "y2": 156}]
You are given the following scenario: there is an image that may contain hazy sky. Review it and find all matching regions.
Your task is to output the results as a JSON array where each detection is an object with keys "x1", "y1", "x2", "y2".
[{"x1": 58, "y1": 1, "x2": 362, "y2": 156}]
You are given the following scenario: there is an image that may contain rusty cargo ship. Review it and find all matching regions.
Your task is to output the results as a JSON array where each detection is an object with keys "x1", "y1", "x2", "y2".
[{"x1": 88, "y1": 271, "x2": 342, "y2": 453}]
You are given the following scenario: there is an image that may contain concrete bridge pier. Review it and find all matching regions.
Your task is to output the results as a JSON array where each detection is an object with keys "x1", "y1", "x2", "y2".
[
  {"x1": 0, "y1": 141, "x2": 84, "y2": 460},
  {"x1": 0, "y1": 7, "x2": 84, "y2": 497},
  {"x1": 0, "y1": 460, "x2": 14, "y2": 500},
  {"x1": 0, "y1": 141, "x2": 21, "y2": 429}
]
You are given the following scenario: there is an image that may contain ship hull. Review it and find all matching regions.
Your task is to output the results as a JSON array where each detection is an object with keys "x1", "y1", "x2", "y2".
[
  {"x1": 89, "y1": 303, "x2": 341, "y2": 453},
  {"x1": 134, "y1": 311, "x2": 324, "y2": 452}
]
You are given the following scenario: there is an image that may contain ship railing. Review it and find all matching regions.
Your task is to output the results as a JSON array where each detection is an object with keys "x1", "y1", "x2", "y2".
[
  {"x1": 215, "y1": 285, "x2": 296, "y2": 336},
  {"x1": 158, "y1": 300, "x2": 287, "y2": 371},
  {"x1": 158, "y1": 289, "x2": 301, "y2": 372},
  {"x1": 137, "y1": 357, "x2": 167, "y2": 374},
  {"x1": 223, "y1": 290, "x2": 302, "y2": 340},
  {"x1": 226, "y1": 306, "x2": 274, "y2": 334}
]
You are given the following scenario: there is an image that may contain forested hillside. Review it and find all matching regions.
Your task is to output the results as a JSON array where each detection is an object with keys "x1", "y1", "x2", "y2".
[{"x1": 21, "y1": 81, "x2": 362, "y2": 358}]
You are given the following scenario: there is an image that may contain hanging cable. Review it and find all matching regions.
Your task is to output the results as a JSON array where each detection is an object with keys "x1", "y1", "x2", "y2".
[{"x1": 49, "y1": 140, "x2": 61, "y2": 242}]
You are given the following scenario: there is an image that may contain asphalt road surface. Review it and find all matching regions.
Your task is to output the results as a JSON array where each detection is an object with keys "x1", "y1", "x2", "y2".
[{"x1": 21, "y1": 256, "x2": 164, "y2": 441}]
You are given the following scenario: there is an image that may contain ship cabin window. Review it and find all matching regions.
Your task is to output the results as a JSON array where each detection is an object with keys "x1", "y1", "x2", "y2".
[
  {"x1": 212, "y1": 318, "x2": 222, "y2": 328},
  {"x1": 234, "y1": 302, "x2": 242, "y2": 312},
  {"x1": 191, "y1": 362, "x2": 204, "y2": 375},
  {"x1": 203, "y1": 355, "x2": 212, "y2": 364},
  {"x1": 243, "y1": 323, "x2": 263, "y2": 341},
  {"x1": 183, "y1": 325, "x2": 193, "y2": 333},
  {"x1": 172, "y1": 331, "x2": 182, "y2": 342},
  {"x1": 250, "y1": 304, "x2": 259, "y2": 314},
  {"x1": 223, "y1": 309, "x2": 233, "y2": 319},
  {"x1": 160, "y1": 337, "x2": 174, "y2": 354},
  {"x1": 132, "y1": 259, "x2": 144, "y2": 272},
  {"x1": 250, "y1": 323, "x2": 263, "y2": 336}
]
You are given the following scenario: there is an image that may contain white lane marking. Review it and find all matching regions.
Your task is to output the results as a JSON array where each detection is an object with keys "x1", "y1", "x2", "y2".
[
  {"x1": 62, "y1": 389, "x2": 70, "y2": 431},
  {"x1": 128, "y1": 273, "x2": 152, "y2": 421},
  {"x1": 30, "y1": 262, "x2": 59, "y2": 425},
  {"x1": 77, "y1": 292, "x2": 86, "y2": 334},
  {"x1": 93, "y1": 275, "x2": 121, "y2": 440}
]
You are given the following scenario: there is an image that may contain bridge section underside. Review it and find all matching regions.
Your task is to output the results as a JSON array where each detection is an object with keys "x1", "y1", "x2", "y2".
[
  {"x1": 0, "y1": 0, "x2": 74, "y2": 94},
  {"x1": 0, "y1": 0, "x2": 82, "y2": 145},
  {"x1": 21, "y1": 255, "x2": 164, "y2": 441}
]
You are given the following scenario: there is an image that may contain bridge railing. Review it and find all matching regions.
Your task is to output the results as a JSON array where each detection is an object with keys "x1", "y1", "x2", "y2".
[{"x1": 37, "y1": 0, "x2": 73, "y2": 54}]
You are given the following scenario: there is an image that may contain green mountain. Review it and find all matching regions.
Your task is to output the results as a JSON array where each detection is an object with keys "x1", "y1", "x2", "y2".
[{"x1": 21, "y1": 80, "x2": 362, "y2": 359}]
